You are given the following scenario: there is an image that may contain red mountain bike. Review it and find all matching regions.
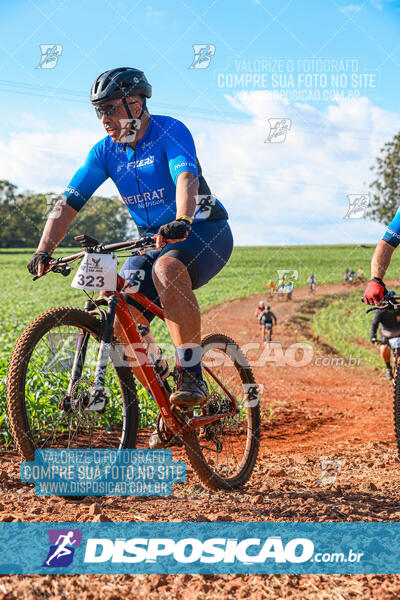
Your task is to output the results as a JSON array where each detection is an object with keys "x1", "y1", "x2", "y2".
[{"x1": 7, "y1": 235, "x2": 260, "y2": 490}]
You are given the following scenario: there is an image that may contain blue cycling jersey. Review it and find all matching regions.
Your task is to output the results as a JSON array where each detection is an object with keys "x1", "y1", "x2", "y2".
[
  {"x1": 63, "y1": 114, "x2": 228, "y2": 234},
  {"x1": 383, "y1": 207, "x2": 400, "y2": 247}
]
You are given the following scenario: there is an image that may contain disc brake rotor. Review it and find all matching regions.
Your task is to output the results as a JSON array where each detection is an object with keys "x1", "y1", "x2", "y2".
[{"x1": 68, "y1": 378, "x2": 102, "y2": 425}]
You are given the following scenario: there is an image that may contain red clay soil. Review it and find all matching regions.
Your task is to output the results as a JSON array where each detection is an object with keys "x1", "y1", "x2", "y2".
[{"x1": 2, "y1": 282, "x2": 400, "y2": 599}]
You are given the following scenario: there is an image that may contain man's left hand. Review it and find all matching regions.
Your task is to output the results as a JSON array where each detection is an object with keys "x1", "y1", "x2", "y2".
[{"x1": 155, "y1": 218, "x2": 192, "y2": 249}]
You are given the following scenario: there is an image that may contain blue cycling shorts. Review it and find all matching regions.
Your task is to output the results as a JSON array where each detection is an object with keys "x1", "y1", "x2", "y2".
[{"x1": 119, "y1": 219, "x2": 233, "y2": 321}]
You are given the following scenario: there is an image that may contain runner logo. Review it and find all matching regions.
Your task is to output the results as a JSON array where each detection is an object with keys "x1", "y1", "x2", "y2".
[
  {"x1": 194, "y1": 195, "x2": 217, "y2": 220},
  {"x1": 36, "y1": 44, "x2": 63, "y2": 69},
  {"x1": 189, "y1": 44, "x2": 216, "y2": 69},
  {"x1": 42, "y1": 529, "x2": 82, "y2": 568},
  {"x1": 122, "y1": 269, "x2": 146, "y2": 294},
  {"x1": 265, "y1": 118, "x2": 291, "y2": 143},
  {"x1": 344, "y1": 193, "x2": 369, "y2": 219},
  {"x1": 318, "y1": 459, "x2": 342, "y2": 486},
  {"x1": 277, "y1": 269, "x2": 298, "y2": 281}
]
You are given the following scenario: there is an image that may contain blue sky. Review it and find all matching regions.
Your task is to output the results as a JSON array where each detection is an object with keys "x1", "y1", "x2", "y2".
[{"x1": 1, "y1": 0, "x2": 400, "y2": 244}]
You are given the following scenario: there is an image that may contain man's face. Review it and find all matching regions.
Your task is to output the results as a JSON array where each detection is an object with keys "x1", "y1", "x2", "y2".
[{"x1": 94, "y1": 96, "x2": 143, "y2": 143}]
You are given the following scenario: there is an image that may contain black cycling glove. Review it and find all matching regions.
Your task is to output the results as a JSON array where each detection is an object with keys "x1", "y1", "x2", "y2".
[
  {"x1": 27, "y1": 251, "x2": 52, "y2": 275},
  {"x1": 156, "y1": 218, "x2": 191, "y2": 242}
]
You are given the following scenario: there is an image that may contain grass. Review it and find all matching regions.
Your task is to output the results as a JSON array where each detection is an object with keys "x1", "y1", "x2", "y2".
[
  {"x1": 1, "y1": 243, "x2": 400, "y2": 447},
  {"x1": 311, "y1": 289, "x2": 386, "y2": 370}
]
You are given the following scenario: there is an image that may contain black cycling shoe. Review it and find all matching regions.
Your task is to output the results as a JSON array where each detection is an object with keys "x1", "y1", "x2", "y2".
[{"x1": 169, "y1": 371, "x2": 209, "y2": 408}]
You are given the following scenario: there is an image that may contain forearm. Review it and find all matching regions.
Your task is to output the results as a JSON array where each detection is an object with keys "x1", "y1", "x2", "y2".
[
  {"x1": 37, "y1": 199, "x2": 78, "y2": 253},
  {"x1": 371, "y1": 240, "x2": 395, "y2": 280},
  {"x1": 175, "y1": 171, "x2": 198, "y2": 219},
  {"x1": 370, "y1": 324, "x2": 378, "y2": 339}
]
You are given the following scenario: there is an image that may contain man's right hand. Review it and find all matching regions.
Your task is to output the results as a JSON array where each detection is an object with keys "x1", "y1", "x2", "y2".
[
  {"x1": 27, "y1": 251, "x2": 52, "y2": 276},
  {"x1": 363, "y1": 277, "x2": 387, "y2": 305},
  {"x1": 370, "y1": 337, "x2": 378, "y2": 344}
]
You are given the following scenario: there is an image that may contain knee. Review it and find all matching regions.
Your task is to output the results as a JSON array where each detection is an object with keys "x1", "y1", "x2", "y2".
[{"x1": 152, "y1": 257, "x2": 190, "y2": 292}]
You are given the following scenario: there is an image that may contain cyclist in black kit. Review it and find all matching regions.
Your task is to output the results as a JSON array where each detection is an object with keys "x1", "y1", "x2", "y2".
[
  {"x1": 259, "y1": 305, "x2": 277, "y2": 342},
  {"x1": 370, "y1": 291, "x2": 400, "y2": 380}
]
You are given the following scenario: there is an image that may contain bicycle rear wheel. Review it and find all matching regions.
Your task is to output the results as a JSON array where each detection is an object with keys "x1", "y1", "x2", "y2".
[
  {"x1": 182, "y1": 333, "x2": 261, "y2": 491},
  {"x1": 7, "y1": 307, "x2": 139, "y2": 461}
]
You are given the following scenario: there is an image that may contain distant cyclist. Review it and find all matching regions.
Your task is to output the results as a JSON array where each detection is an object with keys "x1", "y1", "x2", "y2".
[
  {"x1": 370, "y1": 290, "x2": 400, "y2": 380},
  {"x1": 258, "y1": 305, "x2": 277, "y2": 342},
  {"x1": 255, "y1": 300, "x2": 266, "y2": 319},
  {"x1": 356, "y1": 268, "x2": 365, "y2": 283},
  {"x1": 284, "y1": 280, "x2": 294, "y2": 301},
  {"x1": 307, "y1": 273, "x2": 317, "y2": 294},
  {"x1": 265, "y1": 280, "x2": 276, "y2": 298}
]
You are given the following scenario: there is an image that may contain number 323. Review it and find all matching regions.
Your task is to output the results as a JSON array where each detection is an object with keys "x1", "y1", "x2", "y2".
[{"x1": 77, "y1": 274, "x2": 105, "y2": 287}]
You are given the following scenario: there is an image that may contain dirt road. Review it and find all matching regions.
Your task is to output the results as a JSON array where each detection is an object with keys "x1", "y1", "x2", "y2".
[{"x1": 2, "y1": 283, "x2": 400, "y2": 599}]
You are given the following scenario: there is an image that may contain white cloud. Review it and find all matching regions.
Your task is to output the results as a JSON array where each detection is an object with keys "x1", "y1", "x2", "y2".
[
  {"x1": 186, "y1": 92, "x2": 400, "y2": 245},
  {"x1": 0, "y1": 94, "x2": 399, "y2": 245},
  {"x1": 0, "y1": 119, "x2": 118, "y2": 197}
]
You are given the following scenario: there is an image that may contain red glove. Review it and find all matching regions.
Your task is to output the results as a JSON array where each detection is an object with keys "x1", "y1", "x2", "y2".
[{"x1": 363, "y1": 278, "x2": 386, "y2": 305}]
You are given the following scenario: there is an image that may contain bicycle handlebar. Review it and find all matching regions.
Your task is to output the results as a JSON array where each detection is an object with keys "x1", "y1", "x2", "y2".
[
  {"x1": 362, "y1": 292, "x2": 400, "y2": 313},
  {"x1": 32, "y1": 235, "x2": 156, "y2": 281}
]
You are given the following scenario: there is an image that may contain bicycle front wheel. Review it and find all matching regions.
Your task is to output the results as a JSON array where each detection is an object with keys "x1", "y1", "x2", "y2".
[
  {"x1": 182, "y1": 333, "x2": 261, "y2": 491},
  {"x1": 7, "y1": 307, "x2": 139, "y2": 461}
]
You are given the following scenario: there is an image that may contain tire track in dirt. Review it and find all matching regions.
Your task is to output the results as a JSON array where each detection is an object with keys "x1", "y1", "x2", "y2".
[{"x1": 202, "y1": 282, "x2": 394, "y2": 454}]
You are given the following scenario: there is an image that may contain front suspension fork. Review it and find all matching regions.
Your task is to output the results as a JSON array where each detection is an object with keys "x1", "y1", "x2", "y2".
[
  {"x1": 63, "y1": 295, "x2": 119, "y2": 412},
  {"x1": 87, "y1": 294, "x2": 119, "y2": 410}
]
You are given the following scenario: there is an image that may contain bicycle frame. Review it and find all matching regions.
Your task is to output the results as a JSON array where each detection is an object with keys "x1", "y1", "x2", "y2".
[{"x1": 96, "y1": 273, "x2": 238, "y2": 434}]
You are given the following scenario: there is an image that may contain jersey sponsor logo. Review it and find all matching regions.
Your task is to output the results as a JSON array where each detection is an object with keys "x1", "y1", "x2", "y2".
[
  {"x1": 174, "y1": 161, "x2": 196, "y2": 171},
  {"x1": 136, "y1": 156, "x2": 155, "y2": 168},
  {"x1": 385, "y1": 227, "x2": 400, "y2": 240},
  {"x1": 117, "y1": 156, "x2": 155, "y2": 173},
  {"x1": 121, "y1": 187, "x2": 165, "y2": 206},
  {"x1": 65, "y1": 186, "x2": 84, "y2": 199}
]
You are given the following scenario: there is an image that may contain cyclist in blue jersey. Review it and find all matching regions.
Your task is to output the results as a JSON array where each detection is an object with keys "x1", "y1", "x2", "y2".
[
  {"x1": 27, "y1": 67, "x2": 233, "y2": 431},
  {"x1": 364, "y1": 207, "x2": 400, "y2": 304}
]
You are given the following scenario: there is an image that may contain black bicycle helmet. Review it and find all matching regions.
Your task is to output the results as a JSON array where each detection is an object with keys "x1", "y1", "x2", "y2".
[{"x1": 90, "y1": 67, "x2": 152, "y2": 103}]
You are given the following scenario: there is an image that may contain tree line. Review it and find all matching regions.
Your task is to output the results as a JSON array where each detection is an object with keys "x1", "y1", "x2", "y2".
[{"x1": 0, "y1": 180, "x2": 136, "y2": 248}]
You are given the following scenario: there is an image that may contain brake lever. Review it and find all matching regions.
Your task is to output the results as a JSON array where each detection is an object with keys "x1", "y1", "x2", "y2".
[
  {"x1": 32, "y1": 265, "x2": 52, "y2": 281},
  {"x1": 32, "y1": 260, "x2": 71, "y2": 281}
]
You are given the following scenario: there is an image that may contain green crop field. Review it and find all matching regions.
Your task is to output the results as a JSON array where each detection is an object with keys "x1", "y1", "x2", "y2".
[
  {"x1": 311, "y1": 289, "x2": 394, "y2": 370},
  {"x1": 1, "y1": 244, "x2": 400, "y2": 447}
]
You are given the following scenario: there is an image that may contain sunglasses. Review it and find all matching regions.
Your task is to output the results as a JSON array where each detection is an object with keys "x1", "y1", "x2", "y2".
[{"x1": 94, "y1": 99, "x2": 140, "y2": 119}]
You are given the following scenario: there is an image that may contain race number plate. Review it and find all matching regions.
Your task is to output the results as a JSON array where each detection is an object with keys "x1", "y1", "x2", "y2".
[{"x1": 71, "y1": 253, "x2": 118, "y2": 291}]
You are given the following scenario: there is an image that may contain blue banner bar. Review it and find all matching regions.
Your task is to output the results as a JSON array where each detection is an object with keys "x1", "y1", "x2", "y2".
[{"x1": 0, "y1": 522, "x2": 398, "y2": 574}]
